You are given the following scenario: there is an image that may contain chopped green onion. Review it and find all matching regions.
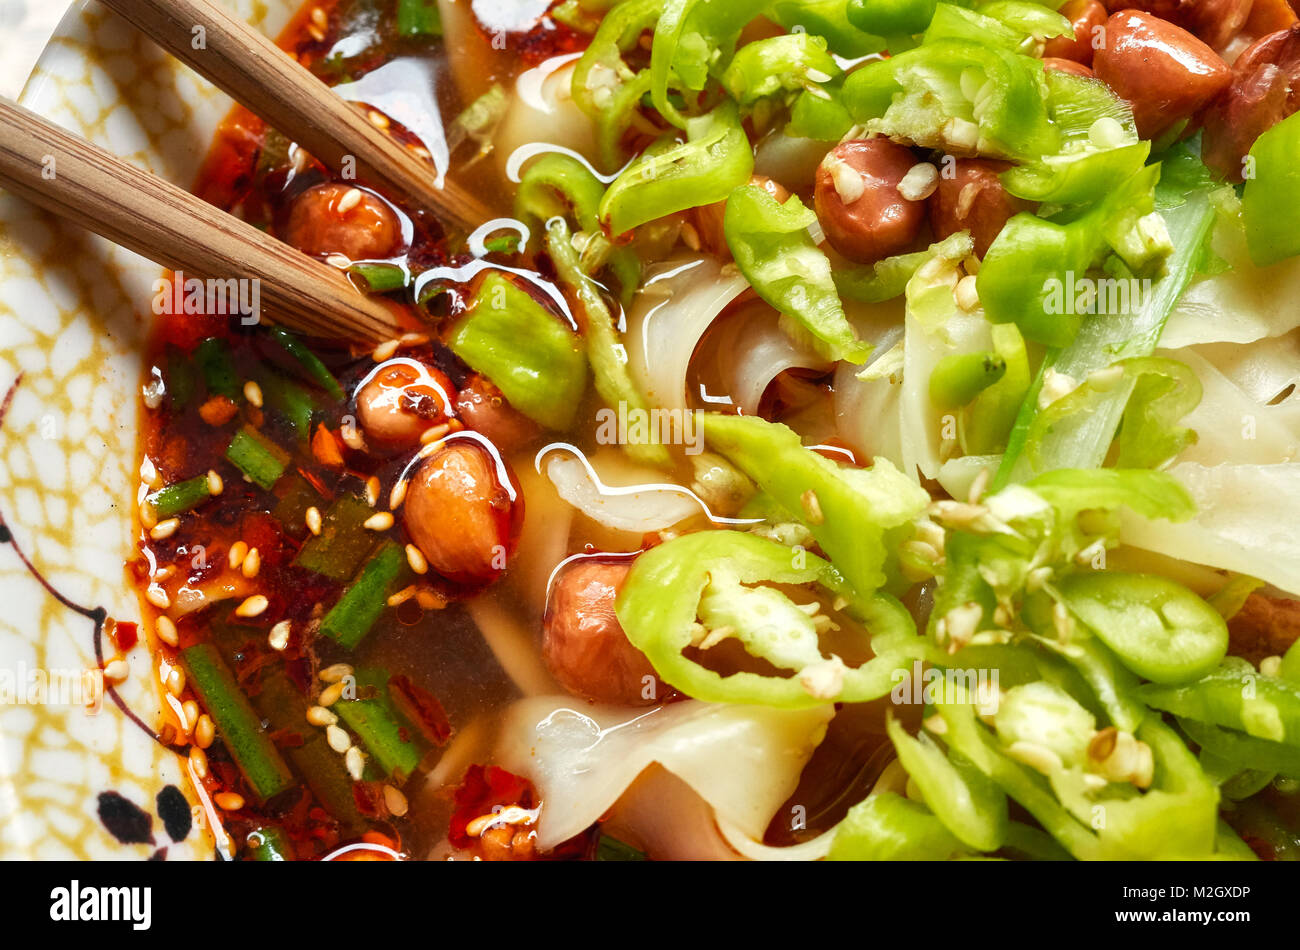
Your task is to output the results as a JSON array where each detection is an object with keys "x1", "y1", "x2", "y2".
[
  {"x1": 347, "y1": 262, "x2": 409, "y2": 293},
  {"x1": 595, "y1": 834, "x2": 647, "y2": 861},
  {"x1": 293, "y1": 493, "x2": 377, "y2": 580},
  {"x1": 243, "y1": 826, "x2": 293, "y2": 861},
  {"x1": 333, "y1": 669, "x2": 430, "y2": 783},
  {"x1": 320, "y1": 543, "x2": 408, "y2": 650},
  {"x1": 165, "y1": 345, "x2": 197, "y2": 408},
  {"x1": 145, "y1": 474, "x2": 212, "y2": 519},
  {"x1": 396, "y1": 0, "x2": 442, "y2": 36},
  {"x1": 225, "y1": 425, "x2": 289, "y2": 490},
  {"x1": 258, "y1": 371, "x2": 316, "y2": 442},
  {"x1": 268, "y1": 326, "x2": 345, "y2": 401},
  {"x1": 195, "y1": 336, "x2": 239, "y2": 400},
  {"x1": 179, "y1": 643, "x2": 295, "y2": 803}
]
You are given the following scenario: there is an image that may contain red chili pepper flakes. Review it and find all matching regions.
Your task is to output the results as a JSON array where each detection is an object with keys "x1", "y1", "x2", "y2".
[
  {"x1": 448, "y1": 765, "x2": 535, "y2": 850},
  {"x1": 110, "y1": 620, "x2": 139, "y2": 652},
  {"x1": 388, "y1": 674, "x2": 452, "y2": 746}
]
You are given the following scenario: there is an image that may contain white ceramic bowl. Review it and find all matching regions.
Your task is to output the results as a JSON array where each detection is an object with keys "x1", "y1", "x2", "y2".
[{"x1": 0, "y1": 0, "x2": 296, "y2": 859}]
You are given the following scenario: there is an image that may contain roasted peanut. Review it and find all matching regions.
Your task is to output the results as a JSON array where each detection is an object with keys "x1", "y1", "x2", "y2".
[
  {"x1": 403, "y1": 440, "x2": 522, "y2": 586},
  {"x1": 1102, "y1": 0, "x2": 1254, "y2": 51},
  {"x1": 454, "y1": 375, "x2": 542, "y2": 454},
  {"x1": 284, "y1": 182, "x2": 402, "y2": 260},
  {"x1": 1203, "y1": 25, "x2": 1300, "y2": 180},
  {"x1": 1043, "y1": 0, "x2": 1108, "y2": 64},
  {"x1": 927, "y1": 159, "x2": 1032, "y2": 258},
  {"x1": 542, "y1": 559, "x2": 663, "y2": 706},
  {"x1": 813, "y1": 138, "x2": 927, "y2": 264},
  {"x1": 1093, "y1": 11, "x2": 1233, "y2": 139},
  {"x1": 689, "y1": 174, "x2": 791, "y2": 257},
  {"x1": 1042, "y1": 56, "x2": 1096, "y2": 77},
  {"x1": 355, "y1": 360, "x2": 454, "y2": 450}
]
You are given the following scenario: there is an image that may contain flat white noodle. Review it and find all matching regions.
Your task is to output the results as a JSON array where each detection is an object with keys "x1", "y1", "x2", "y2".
[
  {"x1": 495, "y1": 696, "x2": 833, "y2": 850},
  {"x1": 544, "y1": 449, "x2": 706, "y2": 532},
  {"x1": 1180, "y1": 334, "x2": 1300, "y2": 406},
  {"x1": 753, "y1": 129, "x2": 831, "y2": 190},
  {"x1": 463, "y1": 596, "x2": 558, "y2": 696},
  {"x1": 626, "y1": 256, "x2": 751, "y2": 411},
  {"x1": 1161, "y1": 221, "x2": 1300, "y2": 348},
  {"x1": 1121, "y1": 462, "x2": 1300, "y2": 596},
  {"x1": 494, "y1": 57, "x2": 598, "y2": 180},
  {"x1": 1161, "y1": 348, "x2": 1300, "y2": 467},
  {"x1": 712, "y1": 298, "x2": 831, "y2": 413}
]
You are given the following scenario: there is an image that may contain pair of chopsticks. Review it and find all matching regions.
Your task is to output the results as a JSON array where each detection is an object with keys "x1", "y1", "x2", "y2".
[{"x1": 0, "y1": 0, "x2": 494, "y2": 342}]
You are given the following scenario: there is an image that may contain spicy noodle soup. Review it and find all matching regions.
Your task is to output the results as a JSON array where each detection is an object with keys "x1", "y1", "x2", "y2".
[{"x1": 131, "y1": 0, "x2": 1300, "y2": 861}]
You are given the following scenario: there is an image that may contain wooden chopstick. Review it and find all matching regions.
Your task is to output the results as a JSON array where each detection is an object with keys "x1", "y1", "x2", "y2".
[
  {"x1": 99, "y1": 0, "x2": 494, "y2": 233},
  {"x1": 0, "y1": 97, "x2": 404, "y2": 343}
]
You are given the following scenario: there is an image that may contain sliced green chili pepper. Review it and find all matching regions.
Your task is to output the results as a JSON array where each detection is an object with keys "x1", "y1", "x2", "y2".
[
  {"x1": 179, "y1": 643, "x2": 295, "y2": 803},
  {"x1": 723, "y1": 184, "x2": 870, "y2": 364},
  {"x1": 1179, "y1": 717, "x2": 1300, "y2": 779},
  {"x1": 225, "y1": 426, "x2": 289, "y2": 491},
  {"x1": 1140, "y1": 664, "x2": 1300, "y2": 746},
  {"x1": 450, "y1": 272, "x2": 588, "y2": 431},
  {"x1": 842, "y1": 39, "x2": 1057, "y2": 162},
  {"x1": 1242, "y1": 110, "x2": 1300, "y2": 267},
  {"x1": 1057, "y1": 572, "x2": 1228, "y2": 686},
  {"x1": 965, "y1": 322, "x2": 1029, "y2": 455},
  {"x1": 545, "y1": 217, "x2": 670, "y2": 467},
  {"x1": 649, "y1": 0, "x2": 755, "y2": 128},
  {"x1": 786, "y1": 82, "x2": 855, "y2": 142},
  {"x1": 849, "y1": 0, "x2": 937, "y2": 36},
  {"x1": 929, "y1": 351, "x2": 1007, "y2": 411},
  {"x1": 828, "y1": 792, "x2": 966, "y2": 860},
  {"x1": 719, "y1": 33, "x2": 841, "y2": 107},
  {"x1": 700, "y1": 413, "x2": 930, "y2": 597},
  {"x1": 766, "y1": 0, "x2": 887, "y2": 58},
  {"x1": 1282, "y1": 638, "x2": 1300, "y2": 682},
  {"x1": 835, "y1": 232, "x2": 971, "y2": 305},
  {"x1": 145, "y1": 474, "x2": 212, "y2": 519},
  {"x1": 887, "y1": 714, "x2": 1008, "y2": 851},
  {"x1": 599, "y1": 102, "x2": 754, "y2": 236},
  {"x1": 616, "y1": 530, "x2": 934, "y2": 707},
  {"x1": 320, "y1": 542, "x2": 409, "y2": 650}
]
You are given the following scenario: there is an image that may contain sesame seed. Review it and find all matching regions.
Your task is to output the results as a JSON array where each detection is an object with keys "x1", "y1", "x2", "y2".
[
  {"x1": 228, "y1": 540, "x2": 249, "y2": 570},
  {"x1": 897, "y1": 162, "x2": 939, "y2": 201},
  {"x1": 364, "y1": 512, "x2": 394, "y2": 531},
  {"x1": 337, "y1": 187, "x2": 364, "y2": 214},
  {"x1": 140, "y1": 456, "x2": 160, "y2": 488},
  {"x1": 365, "y1": 476, "x2": 381, "y2": 507},
  {"x1": 389, "y1": 479, "x2": 408, "y2": 510},
  {"x1": 399, "y1": 332, "x2": 428, "y2": 346},
  {"x1": 345, "y1": 745, "x2": 366, "y2": 781},
  {"x1": 326, "y1": 724, "x2": 351, "y2": 752},
  {"x1": 103, "y1": 659, "x2": 129, "y2": 683},
  {"x1": 305, "y1": 506, "x2": 322, "y2": 536},
  {"x1": 955, "y1": 274, "x2": 980, "y2": 311},
  {"x1": 155, "y1": 615, "x2": 179, "y2": 647},
  {"x1": 243, "y1": 380, "x2": 264, "y2": 408},
  {"x1": 1261, "y1": 655, "x2": 1283, "y2": 677},
  {"x1": 149, "y1": 518, "x2": 180, "y2": 540},
  {"x1": 383, "y1": 785, "x2": 409, "y2": 817},
  {"x1": 165, "y1": 664, "x2": 186, "y2": 698},
  {"x1": 235, "y1": 595, "x2": 269, "y2": 618},
  {"x1": 419, "y1": 422, "x2": 451, "y2": 445},
  {"x1": 240, "y1": 547, "x2": 261, "y2": 579},
  {"x1": 307, "y1": 23, "x2": 326, "y2": 41},
  {"x1": 372, "y1": 339, "x2": 400, "y2": 362},
  {"x1": 310, "y1": 6, "x2": 327, "y2": 28},
  {"x1": 800, "y1": 489, "x2": 825, "y2": 525},
  {"x1": 182, "y1": 700, "x2": 199, "y2": 731},
  {"x1": 153, "y1": 565, "x2": 177, "y2": 582},
  {"x1": 415, "y1": 588, "x2": 447, "y2": 610},
  {"x1": 195, "y1": 714, "x2": 215, "y2": 749},
  {"x1": 268, "y1": 620, "x2": 291, "y2": 652},
  {"x1": 319, "y1": 664, "x2": 353, "y2": 683},
  {"x1": 307, "y1": 706, "x2": 337, "y2": 727},
  {"x1": 680, "y1": 221, "x2": 701, "y2": 251},
  {"x1": 214, "y1": 792, "x2": 245, "y2": 812},
  {"x1": 189, "y1": 746, "x2": 208, "y2": 779},
  {"x1": 146, "y1": 586, "x2": 171, "y2": 610},
  {"x1": 387, "y1": 585, "x2": 417, "y2": 607},
  {"x1": 139, "y1": 503, "x2": 158, "y2": 530},
  {"x1": 319, "y1": 682, "x2": 345, "y2": 707},
  {"x1": 325, "y1": 252, "x2": 350, "y2": 269},
  {"x1": 368, "y1": 109, "x2": 390, "y2": 130},
  {"x1": 207, "y1": 469, "x2": 223, "y2": 495},
  {"x1": 405, "y1": 544, "x2": 428, "y2": 575}
]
